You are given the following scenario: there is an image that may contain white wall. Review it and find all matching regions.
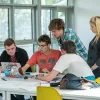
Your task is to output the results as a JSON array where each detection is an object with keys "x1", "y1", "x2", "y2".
[{"x1": 74, "y1": 0, "x2": 100, "y2": 50}]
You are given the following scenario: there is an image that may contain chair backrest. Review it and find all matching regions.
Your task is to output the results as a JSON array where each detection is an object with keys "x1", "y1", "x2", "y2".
[
  {"x1": 31, "y1": 65, "x2": 36, "y2": 72},
  {"x1": 95, "y1": 77, "x2": 100, "y2": 84},
  {"x1": 37, "y1": 86, "x2": 62, "y2": 100},
  {"x1": 31, "y1": 64, "x2": 39, "y2": 72}
]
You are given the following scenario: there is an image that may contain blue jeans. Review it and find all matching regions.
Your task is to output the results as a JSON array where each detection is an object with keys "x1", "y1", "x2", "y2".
[
  {"x1": 62, "y1": 73, "x2": 99, "y2": 89},
  {"x1": 64, "y1": 73, "x2": 82, "y2": 89}
]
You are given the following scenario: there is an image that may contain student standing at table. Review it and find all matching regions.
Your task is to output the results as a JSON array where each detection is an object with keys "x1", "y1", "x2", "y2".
[
  {"x1": 87, "y1": 16, "x2": 100, "y2": 78},
  {"x1": 48, "y1": 18, "x2": 88, "y2": 61},
  {"x1": 0, "y1": 38, "x2": 31, "y2": 100}
]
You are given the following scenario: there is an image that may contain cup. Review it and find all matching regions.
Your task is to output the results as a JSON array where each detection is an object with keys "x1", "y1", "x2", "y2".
[{"x1": 4, "y1": 70, "x2": 10, "y2": 77}]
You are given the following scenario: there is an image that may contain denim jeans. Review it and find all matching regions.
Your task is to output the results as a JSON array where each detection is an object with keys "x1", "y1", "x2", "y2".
[
  {"x1": 62, "y1": 73, "x2": 99, "y2": 89},
  {"x1": 64, "y1": 73, "x2": 82, "y2": 89}
]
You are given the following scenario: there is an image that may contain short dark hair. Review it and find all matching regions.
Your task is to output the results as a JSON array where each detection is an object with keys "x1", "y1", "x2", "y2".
[
  {"x1": 61, "y1": 40, "x2": 76, "y2": 53},
  {"x1": 48, "y1": 18, "x2": 65, "y2": 31},
  {"x1": 4, "y1": 38, "x2": 15, "y2": 47},
  {"x1": 38, "y1": 34, "x2": 51, "y2": 45}
]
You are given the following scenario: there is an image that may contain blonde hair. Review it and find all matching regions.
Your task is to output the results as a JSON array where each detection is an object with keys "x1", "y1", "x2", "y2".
[{"x1": 90, "y1": 16, "x2": 100, "y2": 42}]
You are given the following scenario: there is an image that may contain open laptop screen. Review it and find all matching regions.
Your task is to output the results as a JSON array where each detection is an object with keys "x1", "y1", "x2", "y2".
[{"x1": 1, "y1": 62, "x2": 21, "y2": 71}]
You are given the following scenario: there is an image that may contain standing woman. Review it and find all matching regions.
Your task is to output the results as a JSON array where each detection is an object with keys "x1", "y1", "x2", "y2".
[{"x1": 87, "y1": 16, "x2": 100, "y2": 78}]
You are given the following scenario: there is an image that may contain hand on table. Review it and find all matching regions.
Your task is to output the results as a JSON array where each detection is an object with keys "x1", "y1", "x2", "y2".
[
  {"x1": 18, "y1": 68, "x2": 25, "y2": 75},
  {"x1": 37, "y1": 74, "x2": 44, "y2": 80},
  {"x1": 41, "y1": 68, "x2": 49, "y2": 73}
]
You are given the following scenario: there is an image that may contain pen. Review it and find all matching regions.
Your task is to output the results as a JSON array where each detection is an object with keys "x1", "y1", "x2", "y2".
[{"x1": 1, "y1": 77, "x2": 7, "y2": 81}]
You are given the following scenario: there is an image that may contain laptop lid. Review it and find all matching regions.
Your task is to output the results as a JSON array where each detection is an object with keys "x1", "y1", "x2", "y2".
[{"x1": 1, "y1": 62, "x2": 21, "y2": 71}]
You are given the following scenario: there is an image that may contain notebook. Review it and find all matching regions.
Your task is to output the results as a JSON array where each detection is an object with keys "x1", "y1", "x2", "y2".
[{"x1": 1, "y1": 62, "x2": 21, "y2": 71}]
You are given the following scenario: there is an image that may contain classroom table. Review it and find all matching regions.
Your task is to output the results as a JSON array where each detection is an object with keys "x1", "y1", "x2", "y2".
[
  {"x1": 0, "y1": 90, "x2": 6, "y2": 100},
  {"x1": 0, "y1": 73, "x2": 100, "y2": 100}
]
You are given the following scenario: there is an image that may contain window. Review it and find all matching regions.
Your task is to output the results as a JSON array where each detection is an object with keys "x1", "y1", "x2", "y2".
[
  {"x1": 18, "y1": 44, "x2": 33, "y2": 58},
  {"x1": 0, "y1": 47, "x2": 4, "y2": 55},
  {"x1": 41, "y1": 0, "x2": 67, "y2": 6},
  {"x1": 33, "y1": 44, "x2": 39, "y2": 52},
  {"x1": 14, "y1": 9, "x2": 32, "y2": 40},
  {"x1": 0, "y1": 0, "x2": 10, "y2": 3},
  {"x1": 14, "y1": 0, "x2": 32, "y2": 4},
  {"x1": 58, "y1": 12, "x2": 65, "y2": 22},
  {"x1": 41, "y1": 9, "x2": 51, "y2": 36},
  {"x1": 0, "y1": 8, "x2": 8, "y2": 41},
  {"x1": 0, "y1": 0, "x2": 74, "y2": 53}
]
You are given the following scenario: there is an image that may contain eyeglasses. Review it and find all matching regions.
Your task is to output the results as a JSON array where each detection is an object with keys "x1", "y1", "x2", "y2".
[{"x1": 38, "y1": 44, "x2": 47, "y2": 47}]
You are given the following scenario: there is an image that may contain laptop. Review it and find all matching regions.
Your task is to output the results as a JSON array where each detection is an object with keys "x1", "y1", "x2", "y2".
[{"x1": 1, "y1": 62, "x2": 21, "y2": 71}]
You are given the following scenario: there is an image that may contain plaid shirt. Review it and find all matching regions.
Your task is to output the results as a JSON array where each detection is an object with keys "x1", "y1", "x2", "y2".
[{"x1": 57, "y1": 28, "x2": 88, "y2": 61}]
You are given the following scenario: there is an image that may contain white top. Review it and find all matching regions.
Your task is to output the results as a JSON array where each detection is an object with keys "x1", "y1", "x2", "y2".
[{"x1": 53, "y1": 54, "x2": 94, "y2": 77}]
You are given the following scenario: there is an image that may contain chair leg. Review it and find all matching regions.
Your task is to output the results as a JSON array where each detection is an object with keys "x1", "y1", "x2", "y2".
[
  {"x1": 25, "y1": 96, "x2": 34, "y2": 100},
  {"x1": 32, "y1": 96, "x2": 36, "y2": 100}
]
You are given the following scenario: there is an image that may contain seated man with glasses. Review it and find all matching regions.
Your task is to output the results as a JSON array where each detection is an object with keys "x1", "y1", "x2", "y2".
[{"x1": 19, "y1": 34, "x2": 61, "y2": 74}]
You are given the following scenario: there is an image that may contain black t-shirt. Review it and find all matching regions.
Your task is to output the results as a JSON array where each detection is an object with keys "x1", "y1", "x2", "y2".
[{"x1": 0, "y1": 47, "x2": 32, "y2": 72}]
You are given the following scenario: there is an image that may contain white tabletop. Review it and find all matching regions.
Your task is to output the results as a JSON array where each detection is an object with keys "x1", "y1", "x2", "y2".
[
  {"x1": 0, "y1": 73, "x2": 100, "y2": 100},
  {"x1": 56, "y1": 87, "x2": 100, "y2": 100}
]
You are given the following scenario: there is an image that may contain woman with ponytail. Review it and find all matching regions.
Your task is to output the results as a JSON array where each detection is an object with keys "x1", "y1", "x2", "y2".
[{"x1": 87, "y1": 16, "x2": 100, "y2": 78}]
